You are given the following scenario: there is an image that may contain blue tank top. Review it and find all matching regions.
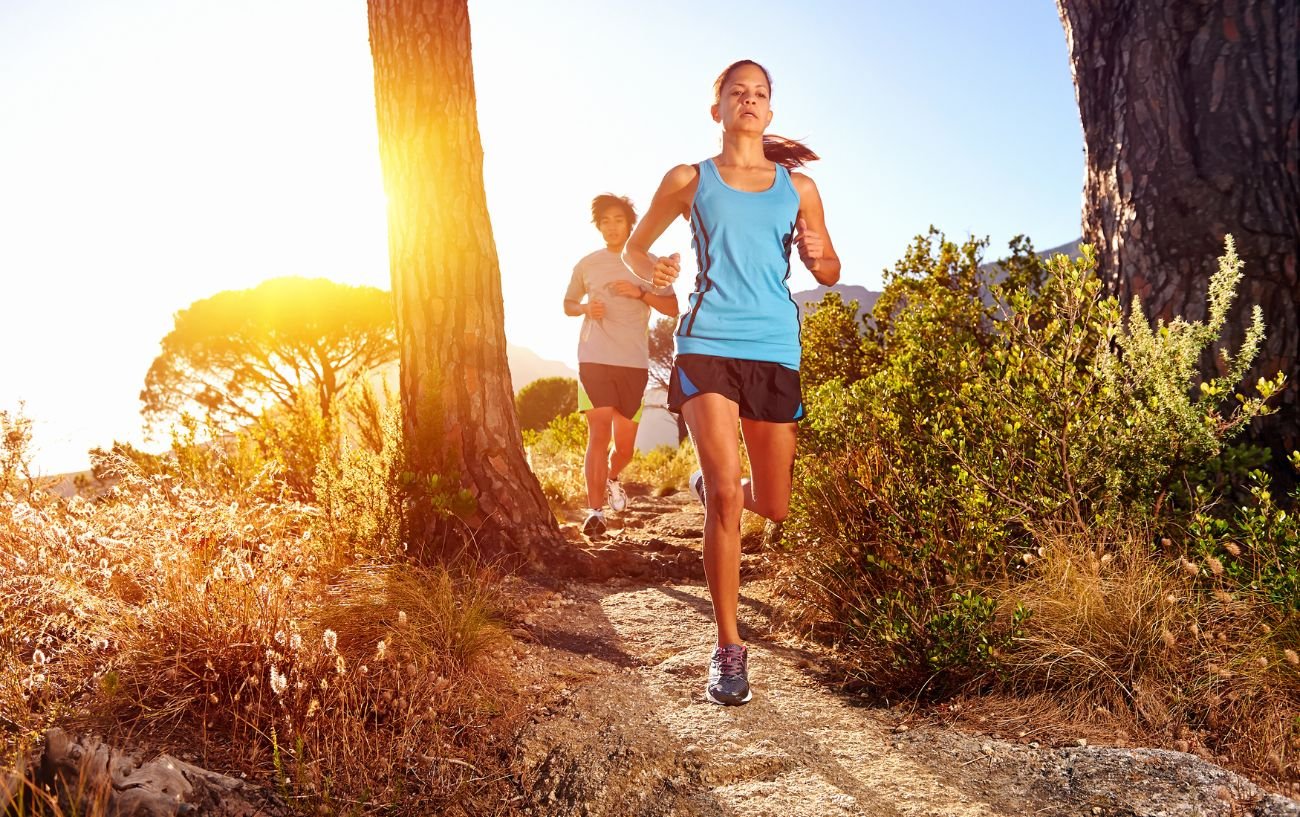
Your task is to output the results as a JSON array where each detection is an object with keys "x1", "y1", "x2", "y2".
[{"x1": 676, "y1": 158, "x2": 802, "y2": 369}]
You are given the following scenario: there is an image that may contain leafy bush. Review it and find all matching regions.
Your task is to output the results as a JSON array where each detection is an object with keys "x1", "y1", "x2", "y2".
[
  {"x1": 515, "y1": 377, "x2": 578, "y2": 433},
  {"x1": 783, "y1": 234, "x2": 1282, "y2": 690},
  {"x1": 1187, "y1": 456, "x2": 1300, "y2": 612},
  {"x1": 799, "y1": 291, "x2": 866, "y2": 391}
]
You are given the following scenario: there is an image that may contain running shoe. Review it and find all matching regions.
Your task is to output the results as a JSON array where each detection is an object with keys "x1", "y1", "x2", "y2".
[
  {"x1": 605, "y1": 479, "x2": 629, "y2": 513},
  {"x1": 688, "y1": 469, "x2": 707, "y2": 510},
  {"x1": 582, "y1": 509, "x2": 607, "y2": 537},
  {"x1": 706, "y1": 643, "x2": 751, "y2": 706}
]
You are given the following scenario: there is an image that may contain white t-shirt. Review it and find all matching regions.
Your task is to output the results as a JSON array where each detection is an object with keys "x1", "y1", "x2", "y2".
[{"x1": 565, "y1": 249, "x2": 671, "y2": 368}]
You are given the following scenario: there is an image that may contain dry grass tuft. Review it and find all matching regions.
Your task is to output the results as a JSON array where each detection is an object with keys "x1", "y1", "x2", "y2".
[
  {"x1": 989, "y1": 522, "x2": 1300, "y2": 789},
  {"x1": 1, "y1": 437, "x2": 523, "y2": 815}
]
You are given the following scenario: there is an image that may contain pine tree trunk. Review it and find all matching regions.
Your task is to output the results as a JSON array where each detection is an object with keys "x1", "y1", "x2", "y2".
[
  {"x1": 367, "y1": 0, "x2": 561, "y2": 562},
  {"x1": 1057, "y1": 0, "x2": 1300, "y2": 459}
]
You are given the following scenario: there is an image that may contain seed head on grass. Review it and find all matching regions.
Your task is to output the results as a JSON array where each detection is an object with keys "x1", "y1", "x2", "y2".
[{"x1": 270, "y1": 666, "x2": 287, "y2": 696}]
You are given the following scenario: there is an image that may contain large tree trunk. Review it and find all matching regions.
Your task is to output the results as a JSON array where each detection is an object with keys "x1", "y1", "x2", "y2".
[
  {"x1": 367, "y1": 0, "x2": 560, "y2": 562},
  {"x1": 1057, "y1": 1, "x2": 1300, "y2": 460}
]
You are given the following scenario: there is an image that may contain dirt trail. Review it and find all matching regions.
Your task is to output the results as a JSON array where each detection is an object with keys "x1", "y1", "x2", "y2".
[{"x1": 509, "y1": 489, "x2": 1300, "y2": 817}]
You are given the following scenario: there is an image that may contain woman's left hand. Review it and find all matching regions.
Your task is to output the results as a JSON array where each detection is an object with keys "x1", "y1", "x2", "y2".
[{"x1": 795, "y1": 217, "x2": 824, "y2": 271}]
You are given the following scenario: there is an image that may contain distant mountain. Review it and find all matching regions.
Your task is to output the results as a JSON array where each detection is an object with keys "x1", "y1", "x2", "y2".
[
  {"x1": 977, "y1": 237, "x2": 1085, "y2": 305},
  {"x1": 791, "y1": 283, "x2": 881, "y2": 322},
  {"x1": 368, "y1": 344, "x2": 575, "y2": 396},
  {"x1": 1038, "y1": 238, "x2": 1085, "y2": 259},
  {"x1": 979, "y1": 237, "x2": 1085, "y2": 277},
  {"x1": 506, "y1": 344, "x2": 577, "y2": 392},
  {"x1": 791, "y1": 238, "x2": 1084, "y2": 323}
]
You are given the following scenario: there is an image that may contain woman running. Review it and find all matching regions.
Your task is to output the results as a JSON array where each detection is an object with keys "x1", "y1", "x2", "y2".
[{"x1": 622, "y1": 59, "x2": 841, "y2": 705}]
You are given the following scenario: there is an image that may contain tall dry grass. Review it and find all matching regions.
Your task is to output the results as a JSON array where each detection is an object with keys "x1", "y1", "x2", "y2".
[
  {"x1": 1, "y1": 413, "x2": 523, "y2": 816},
  {"x1": 987, "y1": 523, "x2": 1300, "y2": 792}
]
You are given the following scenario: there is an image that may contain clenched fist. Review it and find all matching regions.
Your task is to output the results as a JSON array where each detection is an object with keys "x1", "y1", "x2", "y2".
[
  {"x1": 652, "y1": 253, "x2": 681, "y2": 289},
  {"x1": 794, "y1": 217, "x2": 824, "y2": 271}
]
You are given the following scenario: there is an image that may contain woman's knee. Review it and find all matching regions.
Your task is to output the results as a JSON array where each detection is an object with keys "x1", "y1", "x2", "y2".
[{"x1": 708, "y1": 479, "x2": 745, "y2": 516}]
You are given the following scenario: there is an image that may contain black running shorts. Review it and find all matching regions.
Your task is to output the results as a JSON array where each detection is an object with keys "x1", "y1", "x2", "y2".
[
  {"x1": 578, "y1": 362, "x2": 648, "y2": 421},
  {"x1": 667, "y1": 353, "x2": 804, "y2": 423}
]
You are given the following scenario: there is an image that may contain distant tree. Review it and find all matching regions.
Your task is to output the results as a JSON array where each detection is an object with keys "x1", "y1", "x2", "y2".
[
  {"x1": 1057, "y1": 0, "x2": 1300, "y2": 459},
  {"x1": 646, "y1": 316, "x2": 690, "y2": 443},
  {"x1": 368, "y1": 0, "x2": 561, "y2": 561},
  {"x1": 515, "y1": 377, "x2": 577, "y2": 432},
  {"x1": 647, "y1": 316, "x2": 677, "y2": 392},
  {"x1": 140, "y1": 277, "x2": 396, "y2": 431},
  {"x1": 800, "y1": 292, "x2": 866, "y2": 390}
]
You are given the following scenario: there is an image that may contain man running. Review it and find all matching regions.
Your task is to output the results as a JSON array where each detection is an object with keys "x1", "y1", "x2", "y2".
[{"x1": 564, "y1": 193, "x2": 679, "y2": 536}]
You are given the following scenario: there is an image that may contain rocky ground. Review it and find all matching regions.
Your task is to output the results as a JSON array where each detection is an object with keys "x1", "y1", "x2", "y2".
[{"x1": 508, "y1": 488, "x2": 1300, "y2": 817}]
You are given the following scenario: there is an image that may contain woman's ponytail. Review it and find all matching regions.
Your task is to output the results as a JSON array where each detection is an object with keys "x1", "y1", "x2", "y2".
[{"x1": 762, "y1": 134, "x2": 818, "y2": 169}]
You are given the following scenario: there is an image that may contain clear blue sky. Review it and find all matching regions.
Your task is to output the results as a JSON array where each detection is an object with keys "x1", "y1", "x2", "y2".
[{"x1": 0, "y1": 1, "x2": 1083, "y2": 473}]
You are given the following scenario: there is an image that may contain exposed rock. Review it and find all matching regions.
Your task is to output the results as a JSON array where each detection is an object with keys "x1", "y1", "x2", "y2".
[{"x1": 25, "y1": 728, "x2": 287, "y2": 817}]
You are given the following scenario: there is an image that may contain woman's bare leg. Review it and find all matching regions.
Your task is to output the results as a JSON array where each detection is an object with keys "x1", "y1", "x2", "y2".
[{"x1": 682, "y1": 394, "x2": 743, "y2": 647}]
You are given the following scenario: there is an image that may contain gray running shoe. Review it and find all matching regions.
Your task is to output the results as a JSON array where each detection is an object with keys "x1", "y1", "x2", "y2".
[
  {"x1": 582, "y1": 509, "x2": 607, "y2": 537},
  {"x1": 706, "y1": 643, "x2": 751, "y2": 705},
  {"x1": 688, "y1": 469, "x2": 706, "y2": 510},
  {"x1": 605, "y1": 479, "x2": 629, "y2": 512}
]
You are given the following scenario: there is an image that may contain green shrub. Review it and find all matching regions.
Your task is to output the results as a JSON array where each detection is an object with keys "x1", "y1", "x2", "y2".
[
  {"x1": 800, "y1": 292, "x2": 867, "y2": 391},
  {"x1": 783, "y1": 234, "x2": 1281, "y2": 691},
  {"x1": 1188, "y1": 455, "x2": 1300, "y2": 611},
  {"x1": 516, "y1": 377, "x2": 578, "y2": 432}
]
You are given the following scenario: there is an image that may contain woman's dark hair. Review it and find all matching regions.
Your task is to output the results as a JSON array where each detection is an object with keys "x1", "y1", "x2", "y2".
[
  {"x1": 590, "y1": 193, "x2": 637, "y2": 227},
  {"x1": 712, "y1": 59, "x2": 819, "y2": 170}
]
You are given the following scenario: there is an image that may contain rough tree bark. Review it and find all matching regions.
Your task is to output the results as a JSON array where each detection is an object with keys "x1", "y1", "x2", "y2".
[
  {"x1": 1057, "y1": 0, "x2": 1300, "y2": 458},
  {"x1": 367, "y1": 0, "x2": 561, "y2": 562}
]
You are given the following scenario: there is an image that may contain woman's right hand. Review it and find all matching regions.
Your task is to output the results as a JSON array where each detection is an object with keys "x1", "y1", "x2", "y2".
[
  {"x1": 652, "y1": 253, "x2": 681, "y2": 288},
  {"x1": 585, "y1": 300, "x2": 606, "y2": 319}
]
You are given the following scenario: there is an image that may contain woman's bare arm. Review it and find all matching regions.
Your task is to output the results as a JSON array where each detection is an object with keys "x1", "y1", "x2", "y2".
[
  {"x1": 623, "y1": 164, "x2": 697, "y2": 286},
  {"x1": 791, "y1": 173, "x2": 841, "y2": 286}
]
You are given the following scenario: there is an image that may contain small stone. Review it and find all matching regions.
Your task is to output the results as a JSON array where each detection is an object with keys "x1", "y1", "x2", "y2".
[
  {"x1": 1075, "y1": 738, "x2": 1088, "y2": 747},
  {"x1": 893, "y1": 724, "x2": 909, "y2": 733}
]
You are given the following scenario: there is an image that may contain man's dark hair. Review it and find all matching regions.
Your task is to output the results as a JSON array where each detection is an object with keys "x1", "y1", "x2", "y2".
[{"x1": 590, "y1": 193, "x2": 637, "y2": 228}]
